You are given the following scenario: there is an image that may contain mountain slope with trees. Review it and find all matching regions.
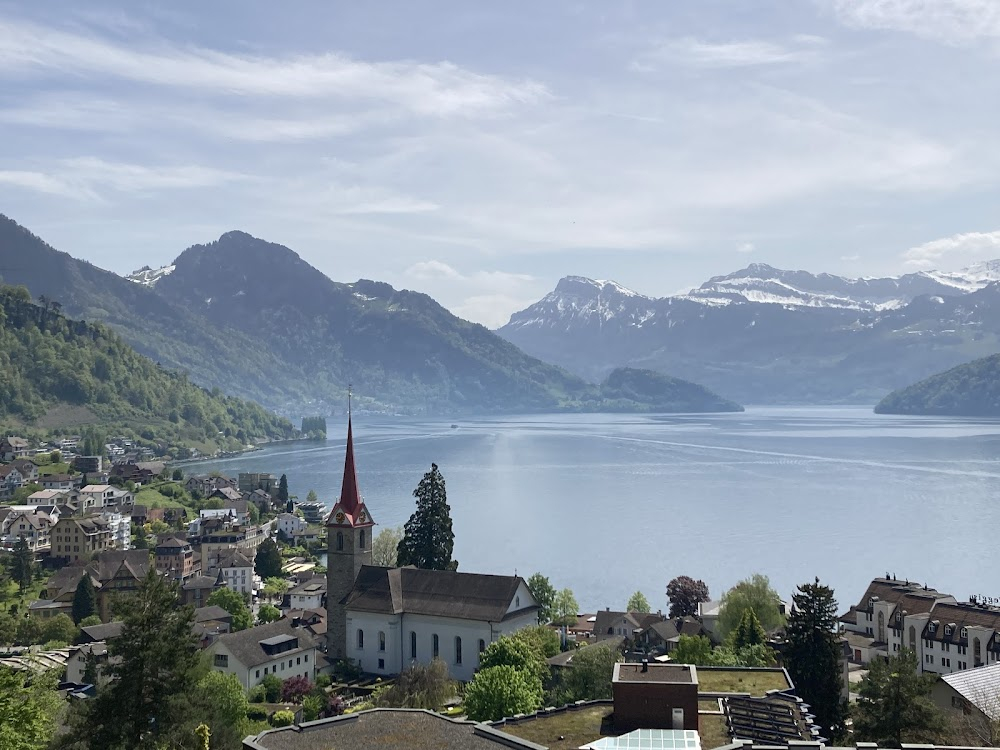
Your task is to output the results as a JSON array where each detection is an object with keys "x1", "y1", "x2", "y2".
[
  {"x1": 598, "y1": 368, "x2": 742, "y2": 413},
  {"x1": 0, "y1": 283, "x2": 295, "y2": 452},
  {"x1": 874, "y1": 353, "x2": 1000, "y2": 416}
]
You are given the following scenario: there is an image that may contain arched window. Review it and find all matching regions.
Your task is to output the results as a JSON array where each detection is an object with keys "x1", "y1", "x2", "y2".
[
  {"x1": 410, "y1": 631, "x2": 417, "y2": 659},
  {"x1": 961, "y1": 627, "x2": 968, "y2": 639},
  {"x1": 432, "y1": 634, "x2": 439, "y2": 658},
  {"x1": 908, "y1": 625, "x2": 916, "y2": 650},
  {"x1": 455, "y1": 636, "x2": 463, "y2": 665},
  {"x1": 974, "y1": 637, "x2": 983, "y2": 665},
  {"x1": 479, "y1": 639, "x2": 486, "y2": 654},
  {"x1": 357, "y1": 629, "x2": 364, "y2": 649},
  {"x1": 877, "y1": 611, "x2": 885, "y2": 643},
  {"x1": 359, "y1": 529, "x2": 366, "y2": 549},
  {"x1": 379, "y1": 631, "x2": 386, "y2": 652},
  {"x1": 336, "y1": 532, "x2": 344, "y2": 551}
]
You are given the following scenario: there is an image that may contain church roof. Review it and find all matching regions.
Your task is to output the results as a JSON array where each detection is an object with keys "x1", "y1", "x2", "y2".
[
  {"x1": 342, "y1": 566, "x2": 537, "y2": 623},
  {"x1": 326, "y1": 417, "x2": 374, "y2": 529}
]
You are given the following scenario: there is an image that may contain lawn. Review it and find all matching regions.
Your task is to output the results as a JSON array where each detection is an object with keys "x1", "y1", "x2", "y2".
[
  {"x1": 35, "y1": 461, "x2": 71, "y2": 476},
  {"x1": 497, "y1": 706, "x2": 614, "y2": 750},
  {"x1": 135, "y1": 486, "x2": 187, "y2": 509},
  {"x1": 696, "y1": 668, "x2": 790, "y2": 696},
  {"x1": 699, "y1": 713, "x2": 732, "y2": 749}
]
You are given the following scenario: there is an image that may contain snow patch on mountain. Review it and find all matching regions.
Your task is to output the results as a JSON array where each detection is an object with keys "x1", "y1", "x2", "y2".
[{"x1": 127, "y1": 264, "x2": 176, "y2": 287}]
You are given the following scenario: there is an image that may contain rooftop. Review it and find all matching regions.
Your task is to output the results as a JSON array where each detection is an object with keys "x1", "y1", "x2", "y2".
[
  {"x1": 615, "y1": 663, "x2": 697, "y2": 684},
  {"x1": 695, "y1": 668, "x2": 791, "y2": 696},
  {"x1": 942, "y1": 662, "x2": 1000, "y2": 721},
  {"x1": 495, "y1": 704, "x2": 615, "y2": 750},
  {"x1": 243, "y1": 708, "x2": 541, "y2": 750}
]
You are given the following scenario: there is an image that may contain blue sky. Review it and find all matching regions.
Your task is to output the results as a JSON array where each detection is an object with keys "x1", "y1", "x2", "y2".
[{"x1": 2, "y1": 0, "x2": 1000, "y2": 326}]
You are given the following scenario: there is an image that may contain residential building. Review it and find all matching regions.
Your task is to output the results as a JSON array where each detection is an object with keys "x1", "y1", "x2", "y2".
[
  {"x1": 932, "y1": 661, "x2": 1000, "y2": 742},
  {"x1": 218, "y1": 549, "x2": 255, "y2": 596},
  {"x1": 1, "y1": 508, "x2": 53, "y2": 550},
  {"x1": 155, "y1": 536, "x2": 196, "y2": 581},
  {"x1": 298, "y1": 501, "x2": 326, "y2": 525},
  {"x1": 100, "y1": 511, "x2": 131, "y2": 550},
  {"x1": 110, "y1": 461, "x2": 155, "y2": 486},
  {"x1": 288, "y1": 576, "x2": 326, "y2": 610},
  {"x1": 208, "y1": 618, "x2": 318, "y2": 691},
  {"x1": 78, "y1": 485, "x2": 134, "y2": 512},
  {"x1": 238, "y1": 472, "x2": 276, "y2": 494},
  {"x1": 245, "y1": 489, "x2": 273, "y2": 515},
  {"x1": 182, "y1": 573, "x2": 225, "y2": 608},
  {"x1": 209, "y1": 486, "x2": 245, "y2": 505},
  {"x1": 327, "y1": 416, "x2": 538, "y2": 681},
  {"x1": 186, "y1": 475, "x2": 238, "y2": 497},
  {"x1": 613, "y1": 662, "x2": 700, "y2": 732},
  {"x1": 0, "y1": 464, "x2": 26, "y2": 498},
  {"x1": 199, "y1": 523, "x2": 269, "y2": 573},
  {"x1": 51, "y1": 515, "x2": 113, "y2": 564},
  {"x1": 40, "y1": 474, "x2": 77, "y2": 491},
  {"x1": 72, "y1": 456, "x2": 104, "y2": 474},
  {"x1": 28, "y1": 489, "x2": 71, "y2": 504},
  {"x1": 276, "y1": 512, "x2": 307, "y2": 538},
  {"x1": 11, "y1": 459, "x2": 39, "y2": 483},
  {"x1": 0, "y1": 436, "x2": 30, "y2": 461},
  {"x1": 38, "y1": 550, "x2": 152, "y2": 621}
]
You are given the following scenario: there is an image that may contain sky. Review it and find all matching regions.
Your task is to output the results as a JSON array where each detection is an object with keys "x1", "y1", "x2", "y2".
[{"x1": 2, "y1": 1, "x2": 1000, "y2": 327}]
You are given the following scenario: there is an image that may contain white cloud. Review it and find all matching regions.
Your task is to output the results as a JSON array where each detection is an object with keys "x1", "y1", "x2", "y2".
[
  {"x1": 405, "y1": 260, "x2": 464, "y2": 280},
  {"x1": 736, "y1": 242, "x2": 755, "y2": 254},
  {"x1": 0, "y1": 18, "x2": 548, "y2": 117},
  {"x1": 632, "y1": 36, "x2": 824, "y2": 71},
  {"x1": 0, "y1": 170, "x2": 78, "y2": 198},
  {"x1": 401, "y1": 260, "x2": 537, "y2": 326},
  {"x1": 903, "y1": 230, "x2": 1000, "y2": 267},
  {"x1": 841, "y1": 253, "x2": 862, "y2": 261},
  {"x1": 452, "y1": 294, "x2": 541, "y2": 329},
  {"x1": 829, "y1": 0, "x2": 1000, "y2": 44}
]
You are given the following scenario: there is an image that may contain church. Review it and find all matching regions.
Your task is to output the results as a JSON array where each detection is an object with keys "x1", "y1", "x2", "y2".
[{"x1": 326, "y1": 416, "x2": 539, "y2": 682}]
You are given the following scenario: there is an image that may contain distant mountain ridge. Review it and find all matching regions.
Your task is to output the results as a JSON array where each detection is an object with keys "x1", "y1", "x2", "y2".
[
  {"x1": 875, "y1": 354, "x2": 1000, "y2": 416},
  {"x1": 499, "y1": 262, "x2": 1000, "y2": 404}
]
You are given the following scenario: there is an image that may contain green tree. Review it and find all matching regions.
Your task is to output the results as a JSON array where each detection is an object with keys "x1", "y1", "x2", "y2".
[
  {"x1": 784, "y1": 578, "x2": 846, "y2": 740},
  {"x1": 206, "y1": 588, "x2": 253, "y2": 632},
  {"x1": 257, "y1": 603, "x2": 281, "y2": 625},
  {"x1": 372, "y1": 526, "x2": 403, "y2": 567},
  {"x1": 259, "y1": 674, "x2": 282, "y2": 703},
  {"x1": 552, "y1": 588, "x2": 579, "y2": 627},
  {"x1": 11, "y1": 538, "x2": 33, "y2": 592},
  {"x1": 854, "y1": 648, "x2": 943, "y2": 748},
  {"x1": 480, "y1": 633, "x2": 548, "y2": 685},
  {"x1": 526, "y1": 573, "x2": 557, "y2": 625},
  {"x1": 718, "y1": 573, "x2": 784, "y2": 639},
  {"x1": 396, "y1": 464, "x2": 455, "y2": 571},
  {"x1": 79, "y1": 614, "x2": 102, "y2": 628},
  {"x1": 465, "y1": 665, "x2": 542, "y2": 721},
  {"x1": 72, "y1": 575, "x2": 98, "y2": 624},
  {"x1": 42, "y1": 613, "x2": 78, "y2": 645},
  {"x1": 189, "y1": 670, "x2": 250, "y2": 749},
  {"x1": 627, "y1": 591, "x2": 651, "y2": 613},
  {"x1": 172, "y1": 468, "x2": 183, "y2": 481},
  {"x1": 371, "y1": 659, "x2": 455, "y2": 709},
  {"x1": 552, "y1": 641, "x2": 620, "y2": 703},
  {"x1": 0, "y1": 665, "x2": 62, "y2": 750},
  {"x1": 254, "y1": 538, "x2": 284, "y2": 580},
  {"x1": 666, "y1": 575, "x2": 709, "y2": 618},
  {"x1": 516, "y1": 625, "x2": 561, "y2": 658},
  {"x1": 305, "y1": 489, "x2": 318, "y2": 504},
  {"x1": 671, "y1": 635, "x2": 715, "y2": 665},
  {"x1": 0, "y1": 612, "x2": 16, "y2": 645},
  {"x1": 16, "y1": 616, "x2": 42, "y2": 646},
  {"x1": 50, "y1": 449, "x2": 62, "y2": 464},
  {"x1": 278, "y1": 474, "x2": 290, "y2": 513},
  {"x1": 262, "y1": 577, "x2": 289, "y2": 600},
  {"x1": 730, "y1": 608, "x2": 767, "y2": 651},
  {"x1": 64, "y1": 571, "x2": 202, "y2": 749}
]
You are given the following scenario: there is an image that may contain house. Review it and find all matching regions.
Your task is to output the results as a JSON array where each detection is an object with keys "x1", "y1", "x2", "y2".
[
  {"x1": 28, "y1": 489, "x2": 71, "y2": 504},
  {"x1": 245, "y1": 489, "x2": 273, "y2": 515},
  {"x1": 932, "y1": 661, "x2": 1000, "y2": 741},
  {"x1": 0, "y1": 464, "x2": 26, "y2": 498},
  {"x1": 208, "y1": 618, "x2": 319, "y2": 691},
  {"x1": 218, "y1": 549, "x2": 256, "y2": 596},
  {"x1": 110, "y1": 461, "x2": 155, "y2": 486},
  {"x1": 66, "y1": 642, "x2": 111, "y2": 685},
  {"x1": 287, "y1": 577, "x2": 326, "y2": 610},
  {"x1": 0, "y1": 436, "x2": 30, "y2": 461},
  {"x1": 327, "y1": 416, "x2": 538, "y2": 682},
  {"x1": 209, "y1": 486, "x2": 245, "y2": 504},
  {"x1": 646, "y1": 616, "x2": 711, "y2": 654},
  {"x1": 39, "y1": 550, "x2": 153, "y2": 621},
  {"x1": 40, "y1": 474, "x2": 77, "y2": 491},
  {"x1": 78, "y1": 485, "x2": 134, "y2": 512},
  {"x1": 11, "y1": 459, "x2": 39, "y2": 483},
  {"x1": 51, "y1": 515, "x2": 113, "y2": 563},
  {"x1": 298, "y1": 501, "x2": 326, "y2": 525},
  {"x1": 186, "y1": 474, "x2": 238, "y2": 498},
  {"x1": 155, "y1": 536, "x2": 196, "y2": 581},
  {"x1": 276, "y1": 512, "x2": 307, "y2": 538},
  {"x1": 101, "y1": 511, "x2": 131, "y2": 550},
  {"x1": 72, "y1": 456, "x2": 103, "y2": 474},
  {"x1": 182, "y1": 572, "x2": 225, "y2": 608},
  {"x1": 238, "y1": 472, "x2": 276, "y2": 494},
  {"x1": 1, "y1": 508, "x2": 53, "y2": 550}
]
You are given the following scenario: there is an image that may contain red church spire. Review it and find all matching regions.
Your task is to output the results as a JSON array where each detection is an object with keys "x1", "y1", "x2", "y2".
[{"x1": 339, "y1": 415, "x2": 362, "y2": 515}]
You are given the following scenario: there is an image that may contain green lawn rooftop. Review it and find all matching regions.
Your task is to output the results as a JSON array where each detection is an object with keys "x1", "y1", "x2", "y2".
[
  {"x1": 695, "y1": 668, "x2": 790, "y2": 696},
  {"x1": 497, "y1": 705, "x2": 615, "y2": 750}
]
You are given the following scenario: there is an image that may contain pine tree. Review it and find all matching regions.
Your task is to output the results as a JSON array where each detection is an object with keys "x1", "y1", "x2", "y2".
[
  {"x1": 855, "y1": 648, "x2": 943, "y2": 746},
  {"x1": 66, "y1": 570, "x2": 202, "y2": 749},
  {"x1": 11, "y1": 537, "x2": 33, "y2": 592},
  {"x1": 396, "y1": 464, "x2": 455, "y2": 570},
  {"x1": 71, "y1": 574, "x2": 98, "y2": 624},
  {"x1": 278, "y1": 474, "x2": 290, "y2": 513},
  {"x1": 731, "y1": 608, "x2": 767, "y2": 650},
  {"x1": 784, "y1": 577, "x2": 846, "y2": 740}
]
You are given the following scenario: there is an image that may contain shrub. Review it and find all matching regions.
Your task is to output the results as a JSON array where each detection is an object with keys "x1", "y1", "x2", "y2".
[
  {"x1": 260, "y1": 674, "x2": 282, "y2": 703},
  {"x1": 247, "y1": 685, "x2": 267, "y2": 704},
  {"x1": 281, "y1": 675, "x2": 313, "y2": 703},
  {"x1": 270, "y1": 710, "x2": 295, "y2": 728},
  {"x1": 246, "y1": 706, "x2": 268, "y2": 722}
]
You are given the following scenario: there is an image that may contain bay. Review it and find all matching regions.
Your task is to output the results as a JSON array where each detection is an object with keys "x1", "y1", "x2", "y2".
[{"x1": 191, "y1": 407, "x2": 1000, "y2": 613}]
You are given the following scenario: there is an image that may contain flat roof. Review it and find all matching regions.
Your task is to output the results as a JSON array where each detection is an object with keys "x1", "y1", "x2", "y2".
[{"x1": 614, "y1": 663, "x2": 697, "y2": 684}]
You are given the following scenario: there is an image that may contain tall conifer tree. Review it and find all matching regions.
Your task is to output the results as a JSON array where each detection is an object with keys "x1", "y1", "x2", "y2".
[
  {"x1": 396, "y1": 464, "x2": 455, "y2": 570},
  {"x1": 71, "y1": 574, "x2": 98, "y2": 624}
]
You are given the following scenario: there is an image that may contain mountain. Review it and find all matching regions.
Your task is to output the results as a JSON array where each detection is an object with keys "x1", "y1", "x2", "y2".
[
  {"x1": 874, "y1": 353, "x2": 1000, "y2": 416},
  {"x1": 598, "y1": 368, "x2": 742, "y2": 413},
  {"x1": 499, "y1": 264, "x2": 1000, "y2": 405},
  {"x1": 127, "y1": 264, "x2": 176, "y2": 287},
  {"x1": 0, "y1": 283, "x2": 296, "y2": 451}
]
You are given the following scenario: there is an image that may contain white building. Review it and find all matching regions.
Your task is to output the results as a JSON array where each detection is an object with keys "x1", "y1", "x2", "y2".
[
  {"x1": 288, "y1": 577, "x2": 326, "y2": 610},
  {"x1": 79, "y1": 485, "x2": 134, "y2": 512},
  {"x1": 218, "y1": 549, "x2": 255, "y2": 596},
  {"x1": 207, "y1": 619, "x2": 318, "y2": 691},
  {"x1": 276, "y1": 512, "x2": 307, "y2": 538},
  {"x1": 0, "y1": 507, "x2": 54, "y2": 550},
  {"x1": 326, "y1": 416, "x2": 539, "y2": 682},
  {"x1": 100, "y1": 511, "x2": 131, "y2": 551}
]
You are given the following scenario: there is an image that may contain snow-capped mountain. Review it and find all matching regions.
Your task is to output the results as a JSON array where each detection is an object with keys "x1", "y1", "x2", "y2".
[
  {"x1": 498, "y1": 259, "x2": 1000, "y2": 405},
  {"x1": 127, "y1": 264, "x2": 176, "y2": 286}
]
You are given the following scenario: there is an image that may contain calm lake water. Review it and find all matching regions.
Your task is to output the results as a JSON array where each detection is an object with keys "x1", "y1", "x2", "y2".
[{"x1": 193, "y1": 408, "x2": 1000, "y2": 612}]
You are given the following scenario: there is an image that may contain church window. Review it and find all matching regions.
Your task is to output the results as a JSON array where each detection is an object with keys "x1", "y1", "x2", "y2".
[
  {"x1": 411, "y1": 631, "x2": 417, "y2": 659},
  {"x1": 359, "y1": 530, "x2": 366, "y2": 549},
  {"x1": 433, "y1": 634, "x2": 439, "y2": 658},
  {"x1": 455, "y1": 637, "x2": 462, "y2": 665},
  {"x1": 379, "y1": 631, "x2": 386, "y2": 652},
  {"x1": 479, "y1": 639, "x2": 486, "y2": 654},
  {"x1": 357, "y1": 629, "x2": 364, "y2": 649},
  {"x1": 337, "y1": 532, "x2": 344, "y2": 551},
  {"x1": 516, "y1": 596, "x2": 520, "y2": 608}
]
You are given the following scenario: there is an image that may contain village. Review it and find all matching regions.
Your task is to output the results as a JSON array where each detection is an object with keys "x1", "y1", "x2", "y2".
[{"x1": 1, "y1": 425, "x2": 999, "y2": 750}]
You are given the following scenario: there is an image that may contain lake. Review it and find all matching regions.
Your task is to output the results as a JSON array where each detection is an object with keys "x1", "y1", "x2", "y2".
[{"x1": 192, "y1": 407, "x2": 1000, "y2": 613}]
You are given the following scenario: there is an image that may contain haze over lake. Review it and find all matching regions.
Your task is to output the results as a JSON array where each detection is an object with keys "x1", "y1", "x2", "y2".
[{"x1": 194, "y1": 408, "x2": 1000, "y2": 612}]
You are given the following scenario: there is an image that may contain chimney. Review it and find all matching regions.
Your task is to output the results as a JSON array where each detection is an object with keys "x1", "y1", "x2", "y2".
[
  {"x1": 291, "y1": 617, "x2": 301, "y2": 629},
  {"x1": 641, "y1": 659, "x2": 649, "y2": 673}
]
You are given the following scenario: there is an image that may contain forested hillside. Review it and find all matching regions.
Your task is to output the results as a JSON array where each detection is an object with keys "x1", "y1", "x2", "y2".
[
  {"x1": 874, "y1": 354, "x2": 1000, "y2": 416},
  {"x1": 597, "y1": 368, "x2": 743, "y2": 413},
  {"x1": 0, "y1": 284, "x2": 296, "y2": 452}
]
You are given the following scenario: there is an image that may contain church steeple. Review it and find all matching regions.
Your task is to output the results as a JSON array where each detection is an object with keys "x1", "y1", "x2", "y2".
[{"x1": 327, "y1": 388, "x2": 375, "y2": 529}]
